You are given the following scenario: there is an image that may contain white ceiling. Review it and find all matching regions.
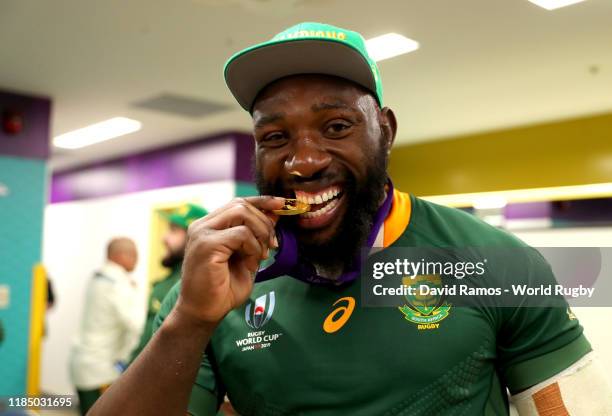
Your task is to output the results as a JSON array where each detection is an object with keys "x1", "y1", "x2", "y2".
[{"x1": 1, "y1": 0, "x2": 611, "y2": 172}]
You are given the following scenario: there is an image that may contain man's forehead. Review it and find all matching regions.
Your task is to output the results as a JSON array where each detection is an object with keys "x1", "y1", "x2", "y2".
[
  {"x1": 252, "y1": 98, "x2": 364, "y2": 130},
  {"x1": 252, "y1": 76, "x2": 376, "y2": 122}
]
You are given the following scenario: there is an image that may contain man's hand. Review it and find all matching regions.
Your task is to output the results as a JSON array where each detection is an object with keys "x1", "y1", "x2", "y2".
[
  {"x1": 87, "y1": 196, "x2": 285, "y2": 416},
  {"x1": 175, "y1": 196, "x2": 285, "y2": 328}
]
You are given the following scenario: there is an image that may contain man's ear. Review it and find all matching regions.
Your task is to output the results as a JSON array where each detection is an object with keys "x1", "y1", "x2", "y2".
[{"x1": 380, "y1": 107, "x2": 397, "y2": 153}]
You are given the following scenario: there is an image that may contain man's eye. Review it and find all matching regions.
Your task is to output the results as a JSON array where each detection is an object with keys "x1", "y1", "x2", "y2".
[
  {"x1": 261, "y1": 132, "x2": 285, "y2": 142},
  {"x1": 325, "y1": 121, "x2": 351, "y2": 136}
]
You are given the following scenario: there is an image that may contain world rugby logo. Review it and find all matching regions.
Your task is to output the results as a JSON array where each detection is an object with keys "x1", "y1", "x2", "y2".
[{"x1": 245, "y1": 291, "x2": 275, "y2": 329}]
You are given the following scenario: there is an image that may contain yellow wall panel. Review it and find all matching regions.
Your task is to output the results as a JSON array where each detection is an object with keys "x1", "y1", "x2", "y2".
[{"x1": 389, "y1": 113, "x2": 612, "y2": 196}]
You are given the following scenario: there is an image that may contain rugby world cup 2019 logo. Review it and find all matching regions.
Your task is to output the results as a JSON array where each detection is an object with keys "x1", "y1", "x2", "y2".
[
  {"x1": 237, "y1": 291, "x2": 282, "y2": 352},
  {"x1": 398, "y1": 275, "x2": 451, "y2": 330},
  {"x1": 245, "y1": 291, "x2": 275, "y2": 329}
]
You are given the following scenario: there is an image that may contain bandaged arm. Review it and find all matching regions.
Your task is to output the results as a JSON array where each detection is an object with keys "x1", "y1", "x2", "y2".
[{"x1": 512, "y1": 352, "x2": 612, "y2": 415}]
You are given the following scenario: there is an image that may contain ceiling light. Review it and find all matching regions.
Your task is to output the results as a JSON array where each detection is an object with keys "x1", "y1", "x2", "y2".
[
  {"x1": 527, "y1": 0, "x2": 587, "y2": 10},
  {"x1": 53, "y1": 117, "x2": 141, "y2": 149},
  {"x1": 365, "y1": 33, "x2": 419, "y2": 62},
  {"x1": 0, "y1": 182, "x2": 9, "y2": 197}
]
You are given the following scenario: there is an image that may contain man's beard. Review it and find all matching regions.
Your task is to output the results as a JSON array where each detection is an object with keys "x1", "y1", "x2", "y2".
[
  {"x1": 255, "y1": 146, "x2": 388, "y2": 276},
  {"x1": 161, "y1": 250, "x2": 184, "y2": 269}
]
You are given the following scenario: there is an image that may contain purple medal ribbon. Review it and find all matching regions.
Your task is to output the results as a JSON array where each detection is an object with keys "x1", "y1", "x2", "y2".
[{"x1": 255, "y1": 180, "x2": 394, "y2": 286}]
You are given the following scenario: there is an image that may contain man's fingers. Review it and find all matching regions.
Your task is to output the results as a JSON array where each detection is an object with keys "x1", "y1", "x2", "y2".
[
  {"x1": 240, "y1": 201, "x2": 279, "y2": 248},
  {"x1": 188, "y1": 196, "x2": 284, "y2": 252},
  {"x1": 202, "y1": 204, "x2": 273, "y2": 252},
  {"x1": 199, "y1": 198, "x2": 280, "y2": 246},
  {"x1": 208, "y1": 225, "x2": 263, "y2": 265},
  {"x1": 242, "y1": 196, "x2": 286, "y2": 212},
  {"x1": 228, "y1": 226, "x2": 263, "y2": 265},
  {"x1": 240, "y1": 197, "x2": 284, "y2": 248}
]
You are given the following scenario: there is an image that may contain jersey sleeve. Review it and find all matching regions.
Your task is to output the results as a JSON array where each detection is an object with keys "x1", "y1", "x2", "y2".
[
  {"x1": 152, "y1": 282, "x2": 223, "y2": 416},
  {"x1": 496, "y1": 249, "x2": 592, "y2": 394}
]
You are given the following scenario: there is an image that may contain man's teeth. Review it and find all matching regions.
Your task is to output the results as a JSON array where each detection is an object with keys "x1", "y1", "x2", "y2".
[
  {"x1": 293, "y1": 187, "x2": 342, "y2": 219},
  {"x1": 301, "y1": 196, "x2": 341, "y2": 218},
  {"x1": 295, "y1": 187, "x2": 340, "y2": 205}
]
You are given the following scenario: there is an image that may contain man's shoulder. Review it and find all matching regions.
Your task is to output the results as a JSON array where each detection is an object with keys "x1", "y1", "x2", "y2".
[
  {"x1": 397, "y1": 193, "x2": 526, "y2": 247},
  {"x1": 92, "y1": 270, "x2": 116, "y2": 283},
  {"x1": 90, "y1": 270, "x2": 121, "y2": 292},
  {"x1": 92, "y1": 262, "x2": 135, "y2": 291}
]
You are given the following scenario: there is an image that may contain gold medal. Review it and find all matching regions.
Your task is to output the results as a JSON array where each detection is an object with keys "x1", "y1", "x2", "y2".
[{"x1": 272, "y1": 199, "x2": 310, "y2": 215}]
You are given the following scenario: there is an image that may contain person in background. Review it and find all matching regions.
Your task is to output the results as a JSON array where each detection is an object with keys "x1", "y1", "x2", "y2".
[
  {"x1": 43, "y1": 274, "x2": 55, "y2": 337},
  {"x1": 47, "y1": 276, "x2": 55, "y2": 310},
  {"x1": 69, "y1": 237, "x2": 141, "y2": 415},
  {"x1": 129, "y1": 203, "x2": 207, "y2": 361}
]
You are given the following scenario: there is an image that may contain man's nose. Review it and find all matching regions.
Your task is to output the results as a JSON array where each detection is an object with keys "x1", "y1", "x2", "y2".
[{"x1": 284, "y1": 136, "x2": 332, "y2": 179}]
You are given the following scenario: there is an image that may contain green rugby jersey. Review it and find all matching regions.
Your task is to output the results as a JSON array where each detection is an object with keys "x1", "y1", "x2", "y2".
[
  {"x1": 154, "y1": 189, "x2": 590, "y2": 416},
  {"x1": 131, "y1": 265, "x2": 182, "y2": 362}
]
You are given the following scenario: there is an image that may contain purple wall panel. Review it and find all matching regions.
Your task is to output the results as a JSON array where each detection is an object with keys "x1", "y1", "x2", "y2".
[
  {"x1": 504, "y1": 201, "x2": 552, "y2": 219},
  {"x1": 51, "y1": 131, "x2": 255, "y2": 203},
  {"x1": 502, "y1": 199, "x2": 612, "y2": 225},
  {"x1": 0, "y1": 90, "x2": 51, "y2": 160},
  {"x1": 235, "y1": 132, "x2": 255, "y2": 182}
]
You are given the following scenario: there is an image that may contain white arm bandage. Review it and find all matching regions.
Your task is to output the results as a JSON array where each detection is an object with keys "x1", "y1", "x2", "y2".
[{"x1": 511, "y1": 352, "x2": 612, "y2": 415}]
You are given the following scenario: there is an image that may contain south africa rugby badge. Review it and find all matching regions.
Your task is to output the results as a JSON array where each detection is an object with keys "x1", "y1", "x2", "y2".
[{"x1": 398, "y1": 275, "x2": 452, "y2": 330}]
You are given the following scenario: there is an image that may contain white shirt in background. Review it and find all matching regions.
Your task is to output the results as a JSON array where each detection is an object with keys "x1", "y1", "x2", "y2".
[{"x1": 69, "y1": 261, "x2": 144, "y2": 389}]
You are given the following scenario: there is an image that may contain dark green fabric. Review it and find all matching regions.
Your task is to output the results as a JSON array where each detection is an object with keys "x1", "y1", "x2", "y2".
[
  {"x1": 504, "y1": 333, "x2": 591, "y2": 393},
  {"x1": 130, "y1": 265, "x2": 182, "y2": 362},
  {"x1": 77, "y1": 386, "x2": 105, "y2": 415},
  {"x1": 187, "y1": 384, "x2": 220, "y2": 416},
  {"x1": 152, "y1": 194, "x2": 590, "y2": 415}
]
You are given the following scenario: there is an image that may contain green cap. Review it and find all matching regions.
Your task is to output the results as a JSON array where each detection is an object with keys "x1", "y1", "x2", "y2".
[
  {"x1": 224, "y1": 22, "x2": 383, "y2": 112},
  {"x1": 162, "y1": 203, "x2": 208, "y2": 229}
]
